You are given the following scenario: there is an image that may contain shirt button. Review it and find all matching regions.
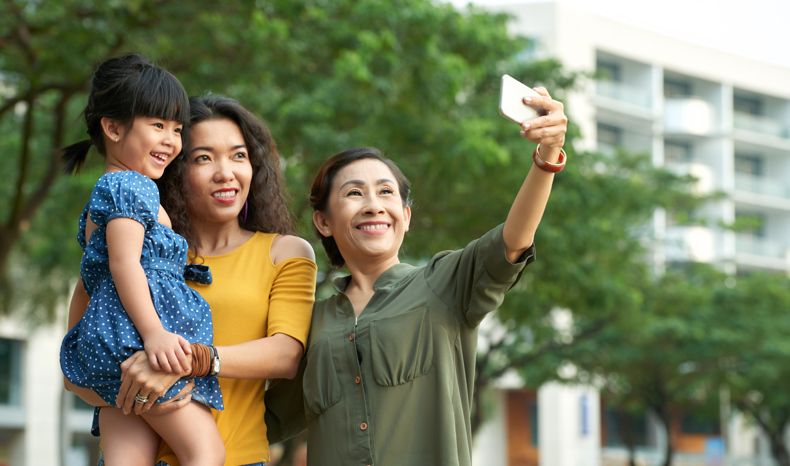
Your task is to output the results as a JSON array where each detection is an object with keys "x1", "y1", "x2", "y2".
[
  {"x1": 355, "y1": 376, "x2": 361, "y2": 384},
  {"x1": 349, "y1": 333, "x2": 354, "y2": 341},
  {"x1": 360, "y1": 422, "x2": 367, "y2": 430}
]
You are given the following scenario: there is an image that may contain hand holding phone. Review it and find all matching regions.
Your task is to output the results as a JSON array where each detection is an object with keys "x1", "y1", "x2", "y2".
[{"x1": 499, "y1": 74, "x2": 548, "y2": 125}]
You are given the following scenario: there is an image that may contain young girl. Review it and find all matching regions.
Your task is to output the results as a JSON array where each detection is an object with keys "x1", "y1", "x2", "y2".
[{"x1": 60, "y1": 54, "x2": 225, "y2": 466}]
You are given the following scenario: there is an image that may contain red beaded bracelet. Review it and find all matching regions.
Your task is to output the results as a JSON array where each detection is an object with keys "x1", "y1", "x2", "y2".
[{"x1": 532, "y1": 144, "x2": 567, "y2": 173}]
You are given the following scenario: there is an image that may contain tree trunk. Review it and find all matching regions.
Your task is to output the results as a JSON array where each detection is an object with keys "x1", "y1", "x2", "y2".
[
  {"x1": 617, "y1": 409, "x2": 637, "y2": 466},
  {"x1": 0, "y1": 89, "x2": 75, "y2": 287},
  {"x1": 655, "y1": 407, "x2": 674, "y2": 466},
  {"x1": 767, "y1": 428, "x2": 790, "y2": 466}
]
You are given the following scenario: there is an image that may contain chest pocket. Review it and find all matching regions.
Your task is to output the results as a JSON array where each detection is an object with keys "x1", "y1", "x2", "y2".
[
  {"x1": 302, "y1": 339, "x2": 342, "y2": 420},
  {"x1": 370, "y1": 306, "x2": 434, "y2": 386}
]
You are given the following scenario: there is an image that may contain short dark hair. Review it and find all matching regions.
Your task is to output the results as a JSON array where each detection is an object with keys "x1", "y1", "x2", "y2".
[
  {"x1": 310, "y1": 147, "x2": 411, "y2": 268},
  {"x1": 61, "y1": 53, "x2": 189, "y2": 174},
  {"x1": 159, "y1": 95, "x2": 294, "y2": 249}
]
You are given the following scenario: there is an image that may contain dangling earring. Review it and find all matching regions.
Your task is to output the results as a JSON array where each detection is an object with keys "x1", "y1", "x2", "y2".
[{"x1": 241, "y1": 200, "x2": 248, "y2": 222}]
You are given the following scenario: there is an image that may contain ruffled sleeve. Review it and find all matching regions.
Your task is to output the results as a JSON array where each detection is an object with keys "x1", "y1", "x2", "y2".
[{"x1": 88, "y1": 171, "x2": 159, "y2": 229}]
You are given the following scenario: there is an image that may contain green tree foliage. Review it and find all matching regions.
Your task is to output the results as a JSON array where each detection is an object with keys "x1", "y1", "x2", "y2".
[
  {"x1": 0, "y1": 0, "x2": 546, "y2": 320},
  {"x1": 714, "y1": 272, "x2": 790, "y2": 466},
  {"x1": 561, "y1": 264, "x2": 727, "y2": 466},
  {"x1": 0, "y1": 0, "x2": 206, "y2": 323}
]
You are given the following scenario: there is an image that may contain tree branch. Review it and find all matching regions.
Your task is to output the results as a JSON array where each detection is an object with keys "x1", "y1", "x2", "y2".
[
  {"x1": 19, "y1": 90, "x2": 77, "y2": 228},
  {"x1": 8, "y1": 95, "x2": 35, "y2": 230},
  {"x1": 482, "y1": 318, "x2": 610, "y2": 381},
  {"x1": 1, "y1": 84, "x2": 82, "y2": 120},
  {"x1": 5, "y1": 0, "x2": 36, "y2": 64}
]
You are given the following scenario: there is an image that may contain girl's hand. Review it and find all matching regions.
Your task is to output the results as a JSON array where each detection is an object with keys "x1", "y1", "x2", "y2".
[
  {"x1": 519, "y1": 87, "x2": 567, "y2": 151},
  {"x1": 117, "y1": 350, "x2": 188, "y2": 415},
  {"x1": 144, "y1": 329, "x2": 192, "y2": 373}
]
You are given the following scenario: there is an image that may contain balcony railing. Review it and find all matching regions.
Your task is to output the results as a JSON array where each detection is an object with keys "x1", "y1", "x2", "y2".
[
  {"x1": 733, "y1": 111, "x2": 787, "y2": 138},
  {"x1": 667, "y1": 162, "x2": 714, "y2": 195},
  {"x1": 595, "y1": 80, "x2": 652, "y2": 108},
  {"x1": 665, "y1": 226, "x2": 715, "y2": 262},
  {"x1": 734, "y1": 172, "x2": 790, "y2": 199},
  {"x1": 664, "y1": 98, "x2": 713, "y2": 135},
  {"x1": 736, "y1": 234, "x2": 787, "y2": 259}
]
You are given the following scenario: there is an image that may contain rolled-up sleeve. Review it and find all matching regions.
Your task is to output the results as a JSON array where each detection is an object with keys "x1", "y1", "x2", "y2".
[{"x1": 424, "y1": 223, "x2": 535, "y2": 328}]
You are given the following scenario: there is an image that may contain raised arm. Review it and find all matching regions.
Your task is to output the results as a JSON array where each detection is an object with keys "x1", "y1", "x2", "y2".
[{"x1": 502, "y1": 87, "x2": 567, "y2": 263}]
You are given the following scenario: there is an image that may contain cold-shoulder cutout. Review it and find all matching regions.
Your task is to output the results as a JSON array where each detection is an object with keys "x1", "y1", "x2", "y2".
[{"x1": 271, "y1": 235, "x2": 316, "y2": 266}]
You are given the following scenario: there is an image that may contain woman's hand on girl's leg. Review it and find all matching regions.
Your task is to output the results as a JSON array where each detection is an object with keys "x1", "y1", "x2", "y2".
[{"x1": 117, "y1": 350, "x2": 189, "y2": 415}]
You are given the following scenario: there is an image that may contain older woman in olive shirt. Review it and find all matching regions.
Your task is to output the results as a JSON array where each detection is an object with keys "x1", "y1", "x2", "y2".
[{"x1": 266, "y1": 87, "x2": 567, "y2": 465}]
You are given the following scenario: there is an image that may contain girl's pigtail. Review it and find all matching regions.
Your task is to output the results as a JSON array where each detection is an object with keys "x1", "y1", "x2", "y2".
[{"x1": 61, "y1": 139, "x2": 94, "y2": 175}]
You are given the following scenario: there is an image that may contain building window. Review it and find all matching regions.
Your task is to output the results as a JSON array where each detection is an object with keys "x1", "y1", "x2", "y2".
[
  {"x1": 516, "y1": 38, "x2": 539, "y2": 63},
  {"x1": 0, "y1": 338, "x2": 22, "y2": 406},
  {"x1": 598, "y1": 123, "x2": 622, "y2": 146},
  {"x1": 597, "y1": 60, "x2": 621, "y2": 82},
  {"x1": 604, "y1": 407, "x2": 648, "y2": 447},
  {"x1": 734, "y1": 154, "x2": 763, "y2": 176},
  {"x1": 664, "y1": 141, "x2": 693, "y2": 163},
  {"x1": 664, "y1": 78, "x2": 692, "y2": 98},
  {"x1": 680, "y1": 412, "x2": 721, "y2": 435},
  {"x1": 734, "y1": 95, "x2": 762, "y2": 116},
  {"x1": 529, "y1": 400, "x2": 539, "y2": 446}
]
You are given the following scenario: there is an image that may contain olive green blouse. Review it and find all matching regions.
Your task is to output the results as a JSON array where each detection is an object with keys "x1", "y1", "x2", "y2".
[{"x1": 265, "y1": 224, "x2": 534, "y2": 466}]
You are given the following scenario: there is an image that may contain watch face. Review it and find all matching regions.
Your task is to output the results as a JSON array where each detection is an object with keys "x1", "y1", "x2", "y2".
[{"x1": 212, "y1": 358, "x2": 221, "y2": 374}]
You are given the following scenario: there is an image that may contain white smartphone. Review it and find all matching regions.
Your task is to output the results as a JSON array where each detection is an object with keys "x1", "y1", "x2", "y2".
[{"x1": 499, "y1": 74, "x2": 547, "y2": 125}]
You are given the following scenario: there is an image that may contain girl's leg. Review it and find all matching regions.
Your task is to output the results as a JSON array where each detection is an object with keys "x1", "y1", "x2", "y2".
[
  {"x1": 99, "y1": 407, "x2": 160, "y2": 466},
  {"x1": 143, "y1": 402, "x2": 225, "y2": 466}
]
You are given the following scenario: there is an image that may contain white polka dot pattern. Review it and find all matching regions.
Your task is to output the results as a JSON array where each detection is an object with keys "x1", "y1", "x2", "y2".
[{"x1": 60, "y1": 171, "x2": 223, "y2": 411}]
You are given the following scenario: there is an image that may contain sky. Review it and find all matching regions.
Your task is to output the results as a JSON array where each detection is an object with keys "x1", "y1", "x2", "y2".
[{"x1": 445, "y1": 0, "x2": 790, "y2": 69}]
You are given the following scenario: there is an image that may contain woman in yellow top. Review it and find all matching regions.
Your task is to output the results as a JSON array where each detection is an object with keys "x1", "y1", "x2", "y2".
[{"x1": 66, "y1": 95, "x2": 316, "y2": 466}]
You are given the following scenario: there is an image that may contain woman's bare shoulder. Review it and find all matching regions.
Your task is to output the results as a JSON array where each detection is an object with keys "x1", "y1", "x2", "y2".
[{"x1": 270, "y1": 234, "x2": 316, "y2": 265}]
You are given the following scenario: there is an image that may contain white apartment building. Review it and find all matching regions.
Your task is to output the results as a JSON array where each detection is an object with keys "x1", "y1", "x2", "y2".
[
  {"x1": 0, "y1": 307, "x2": 100, "y2": 466},
  {"x1": 471, "y1": 2, "x2": 790, "y2": 466}
]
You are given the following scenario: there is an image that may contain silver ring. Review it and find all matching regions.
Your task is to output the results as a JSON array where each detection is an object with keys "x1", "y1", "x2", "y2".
[{"x1": 134, "y1": 394, "x2": 149, "y2": 404}]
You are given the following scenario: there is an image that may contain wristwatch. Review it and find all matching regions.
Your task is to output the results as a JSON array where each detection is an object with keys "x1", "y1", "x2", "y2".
[{"x1": 208, "y1": 346, "x2": 221, "y2": 377}]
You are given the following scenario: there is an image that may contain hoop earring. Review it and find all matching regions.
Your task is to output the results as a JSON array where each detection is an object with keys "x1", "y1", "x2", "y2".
[{"x1": 241, "y1": 200, "x2": 248, "y2": 222}]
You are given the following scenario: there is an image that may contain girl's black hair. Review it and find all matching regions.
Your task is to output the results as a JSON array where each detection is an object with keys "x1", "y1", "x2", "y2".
[
  {"x1": 309, "y1": 147, "x2": 411, "y2": 268},
  {"x1": 158, "y1": 95, "x2": 294, "y2": 252},
  {"x1": 61, "y1": 53, "x2": 190, "y2": 174}
]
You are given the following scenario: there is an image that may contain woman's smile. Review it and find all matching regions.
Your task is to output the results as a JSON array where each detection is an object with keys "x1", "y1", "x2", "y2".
[
  {"x1": 356, "y1": 221, "x2": 391, "y2": 235},
  {"x1": 211, "y1": 188, "x2": 238, "y2": 204}
]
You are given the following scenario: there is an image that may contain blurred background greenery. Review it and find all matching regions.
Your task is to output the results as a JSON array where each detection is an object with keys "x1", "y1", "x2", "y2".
[{"x1": 2, "y1": 1, "x2": 790, "y2": 465}]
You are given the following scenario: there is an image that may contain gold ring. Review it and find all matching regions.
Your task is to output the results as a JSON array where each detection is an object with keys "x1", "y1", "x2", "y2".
[{"x1": 134, "y1": 394, "x2": 149, "y2": 404}]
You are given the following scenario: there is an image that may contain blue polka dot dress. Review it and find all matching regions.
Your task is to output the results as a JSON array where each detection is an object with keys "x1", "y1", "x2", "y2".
[{"x1": 60, "y1": 171, "x2": 224, "y2": 412}]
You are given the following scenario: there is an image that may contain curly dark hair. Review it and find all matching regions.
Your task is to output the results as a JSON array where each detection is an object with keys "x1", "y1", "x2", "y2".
[
  {"x1": 158, "y1": 95, "x2": 294, "y2": 251},
  {"x1": 309, "y1": 147, "x2": 411, "y2": 268}
]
